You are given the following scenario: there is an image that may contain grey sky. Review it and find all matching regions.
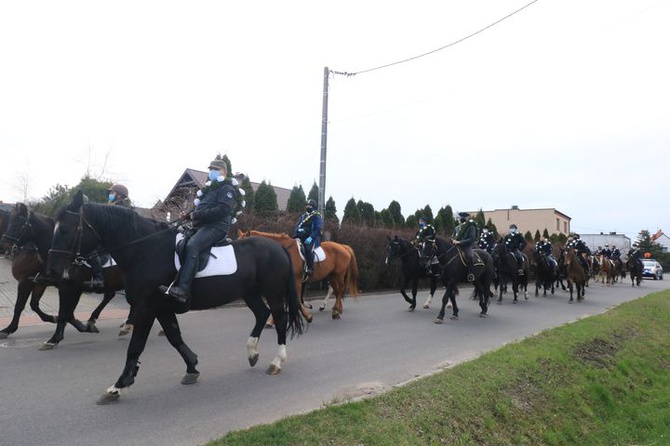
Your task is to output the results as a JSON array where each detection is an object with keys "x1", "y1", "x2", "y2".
[{"x1": 1, "y1": 0, "x2": 668, "y2": 240}]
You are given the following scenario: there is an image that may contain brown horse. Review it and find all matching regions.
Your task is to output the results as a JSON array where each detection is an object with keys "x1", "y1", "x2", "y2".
[
  {"x1": 597, "y1": 255, "x2": 615, "y2": 285},
  {"x1": 239, "y1": 230, "x2": 360, "y2": 320},
  {"x1": 563, "y1": 247, "x2": 586, "y2": 302}
]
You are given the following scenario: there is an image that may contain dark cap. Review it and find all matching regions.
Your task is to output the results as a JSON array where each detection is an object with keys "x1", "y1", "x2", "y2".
[
  {"x1": 306, "y1": 199, "x2": 317, "y2": 208},
  {"x1": 208, "y1": 159, "x2": 227, "y2": 171},
  {"x1": 458, "y1": 212, "x2": 469, "y2": 218}
]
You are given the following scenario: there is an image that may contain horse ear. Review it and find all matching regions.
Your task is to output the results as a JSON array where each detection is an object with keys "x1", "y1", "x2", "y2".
[
  {"x1": 17, "y1": 202, "x2": 28, "y2": 216},
  {"x1": 71, "y1": 190, "x2": 85, "y2": 211}
]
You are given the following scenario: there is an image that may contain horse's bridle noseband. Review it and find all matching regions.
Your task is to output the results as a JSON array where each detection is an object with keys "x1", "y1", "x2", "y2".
[
  {"x1": 1, "y1": 212, "x2": 33, "y2": 247},
  {"x1": 48, "y1": 208, "x2": 104, "y2": 266}
]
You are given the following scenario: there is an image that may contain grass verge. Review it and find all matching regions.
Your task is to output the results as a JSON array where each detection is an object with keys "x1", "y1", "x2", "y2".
[{"x1": 210, "y1": 290, "x2": 670, "y2": 446}]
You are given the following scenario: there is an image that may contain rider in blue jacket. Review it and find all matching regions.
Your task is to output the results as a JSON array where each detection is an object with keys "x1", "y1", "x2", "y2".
[{"x1": 293, "y1": 199, "x2": 323, "y2": 277}]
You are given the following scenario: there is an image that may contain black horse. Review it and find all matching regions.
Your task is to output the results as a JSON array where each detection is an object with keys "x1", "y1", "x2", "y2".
[
  {"x1": 532, "y1": 249, "x2": 557, "y2": 297},
  {"x1": 492, "y1": 243, "x2": 529, "y2": 304},
  {"x1": 421, "y1": 237, "x2": 494, "y2": 323},
  {"x1": 626, "y1": 257, "x2": 643, "y2": 287},
  {"x1": 45, "y1": 191, "x2": 304, "y2": 404},
  {"x1": 384, "y1": 235, "x2": 437, "y2": 311},
  {"x1": 0, "y1": 203, "x2": 130, "y2": 345}
]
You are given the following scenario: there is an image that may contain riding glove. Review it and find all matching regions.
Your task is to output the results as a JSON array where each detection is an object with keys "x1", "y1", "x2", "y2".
[{"x1": 305, "y1": 237, "x2": 312, "y2": 244}]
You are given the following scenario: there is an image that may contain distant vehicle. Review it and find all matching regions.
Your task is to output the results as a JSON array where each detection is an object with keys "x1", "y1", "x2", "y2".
[{"x1": 642, "y1": 259, "x2": 664, "y2": 280}]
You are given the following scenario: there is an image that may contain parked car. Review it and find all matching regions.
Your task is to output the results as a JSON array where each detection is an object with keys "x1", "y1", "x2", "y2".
[{"x1": 642, "y1": 259, "x2": 664, "y2": 280}]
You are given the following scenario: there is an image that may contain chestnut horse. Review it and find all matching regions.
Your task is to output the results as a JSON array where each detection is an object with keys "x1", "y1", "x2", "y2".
[
  {"x1": 563, "y1": 247, "x2": 586, "y2": 302},
  {"x1": 239, "y1": 230, "x2": 359, "y2": 320}
]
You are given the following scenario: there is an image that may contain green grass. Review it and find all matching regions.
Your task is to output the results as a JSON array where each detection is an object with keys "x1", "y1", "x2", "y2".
[{"x1": 210, "y1": 291, "x2": 670, "y2": 446}]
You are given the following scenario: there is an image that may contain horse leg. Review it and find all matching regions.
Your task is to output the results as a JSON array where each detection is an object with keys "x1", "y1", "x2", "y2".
[
  {"x1": 40, "y1": 284, "x2": 87, "y2": 350},
  {"x1": 328, "y1": 279, "x2": 345, "y2": 320},
  {"x1": 399, "y1": 275, "x2": 415, "y2": 310},
  {"x1": 0, "y1": 280, "x2": 43, "y2": 338},
  {"x1": 157, "y1": 311, "x2": 200, "y2": 384},
  {"x1": 98, "y1": 308, "x2": 156, "y2": 405},
  {"x1": 256, "y1": 287, "x2": 290, "y2": 375},
  {"x1": 318, "y1": 284, "x2": 334, "y2": 311},
  {"x1": 85, "y1": 291, "x2": 116, "y2": 334},
  {"x1": 433, "y1": 287, "x2": 451, "y2": 324}
]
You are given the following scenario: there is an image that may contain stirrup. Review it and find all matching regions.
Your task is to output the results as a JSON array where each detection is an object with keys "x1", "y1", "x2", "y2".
[{"x1": 467, "y1": 273, "x2": 475, "y2": 282}]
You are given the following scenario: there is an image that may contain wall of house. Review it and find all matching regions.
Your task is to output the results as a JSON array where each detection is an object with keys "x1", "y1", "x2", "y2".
[{"x1": 479, "y1": 208, "x2": 571, "y2": 237}]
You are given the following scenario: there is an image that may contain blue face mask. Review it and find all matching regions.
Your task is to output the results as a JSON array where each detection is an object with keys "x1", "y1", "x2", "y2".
[
  {"x1": 208, "y1": 170, "x2": 220, "y2": 181},
  {"x1": 108, "y1": 193, "x2": 116, "y2": 203}
]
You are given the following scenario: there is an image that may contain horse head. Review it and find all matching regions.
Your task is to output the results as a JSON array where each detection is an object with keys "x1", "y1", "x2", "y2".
[
  {"x1": 46, "y1": 190, "x2": 100, "y2": 282},
  {"x1": 385, "y1": 235, "x2": 413, "y2": 265},
  {"x1": 0, "y1": 203, "x2": 33, "y2": 250}
]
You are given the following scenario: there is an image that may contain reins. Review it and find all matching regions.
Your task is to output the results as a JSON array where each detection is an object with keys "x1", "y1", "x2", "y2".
[{"x1": 49, "y1": 206, "x2": 184, "y2": 265}]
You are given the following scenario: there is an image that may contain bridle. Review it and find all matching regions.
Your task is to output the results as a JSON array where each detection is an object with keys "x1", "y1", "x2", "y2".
[
  {"x1": 47, "y1": 204, "x2": 183, "y2": 265},
  {"x1": 1, "y1": 212, "x2": 34, "y2": 247},
  {"x1": 48, "y1": 208, "x2": 105, "y2": 266}
]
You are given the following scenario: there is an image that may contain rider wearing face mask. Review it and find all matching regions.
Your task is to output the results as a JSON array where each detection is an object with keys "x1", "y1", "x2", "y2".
[
  {"x1": 77, "y1": 184, "x2": 131, "y2": 291},
  {"x1": 293, "y1": 199, "x2": 323, "y2": 278},
  {"x1": 452, "y1": 212, "x2": 477, "y2": 282},
  {"x1": 160, "y1": 159, "x2": 239, "y2": 303},
  {"x1": 503, "y1": 224, "x2": 527, "y2": 275}
]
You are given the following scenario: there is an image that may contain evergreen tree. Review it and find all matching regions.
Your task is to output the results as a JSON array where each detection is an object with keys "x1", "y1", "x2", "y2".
[
  {"x1": 357, "y1": 200, "x2": 375, "y2": 227},
  {"x1": 406, "y1": 214, "x2": 418, "y2": 230},
  {"x1": 444, "y1": 205, "x2": 455, "y2": 235},
  {"x1": 307, "y1": 182, "x2": 319, "y2": 203},
  {"x1": 324, "y1": 196, "x2": 338, "y2": 222},
  {"x1": 637, "y1": 230, "x2": 665, "y2": 259},
  {"x1": 31, "y1": 184, "x2": 72, "y2": 216},
  {"x1": 475, "y1": 209, "x2": 486, "y2": 229},
  {"x1": 342, "y1": 197, "x2": 361, "y2": 224},
  {"x1": 286, "y1": 185, "x2": 307, "y2": 212},
  {"x1": 524, "y1": 231, "x2": 533, "y2": 242},
  {"x1": 240, "y1": 176, "x2": 254, "y2": 210},
  {"x1": 534, "y1": 229, "x2": 541, "y2": 242},
  {"x1": 387, "y1": 201, "x2": 404, "y2": 228},
  {"x1": 253, "y1": 181, "x2": 278, "y2": 213},
  {"x1": 542, "y1": 228, "x2": 550, "y2": 239},
  {"x1": 486, "y1": 218, "x2": 498, "y2": 238},
  {"x1": 420, "y1": 205, "x2": 434, "y2": 222},
  {"x1": 380, "y1": 209, "x2": 394, "y2": 229}
]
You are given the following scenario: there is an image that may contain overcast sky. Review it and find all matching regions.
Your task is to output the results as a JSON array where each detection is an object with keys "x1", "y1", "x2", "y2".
[{"x1": 1, "y1": 0, "x2": 668, "y2": 240}]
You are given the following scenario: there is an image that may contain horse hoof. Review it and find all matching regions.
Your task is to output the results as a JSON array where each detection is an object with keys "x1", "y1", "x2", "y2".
[
  {"x1": 158, "y1": 330, "x2": 165, "y2": 337},
  {"x1": 433, "y1": 317, "x2": 444, "y2": 324},
  {"x1": 449, "y1": 315, "x2": 459, "y2": 320},
  {"x1": 513, "y1": 300, "x2": 517, "y2": 304},
  {"x1": 96, "y1": 391, "x2": 121, "y2": 405},
  {"x1": 181, "y1": 372, "x2": 200, "y2": 385},
  {"x1": 87, "y1": 322, "x2": 100, "y2": 334},
  {"x1": 118, "y1": 324, "x2": 132, "y2": 337},
  {"x1": 422, "y1": 304, "x2": 430, "y2": 309},
  {"x1": 0, "y1": 332, "x2": 9, "y2": 340},
  {"x1": 248, "y1": 353, "x2": 259, "y2": 367},
  {"x1": 319, "y1": 305, "x2": 326, "y2": 311},
  {"x1": 331, "y1": 312, "x2": 341, "y2": 320},
  {"x1": 496, "y1": 301, "x2": 502, "y2": 305},
  {"x1": 39, "y1": 342, "x2": 57, "y2": 351},
  {"x1": 479, "y1": 313, "x2": 488, "y2": 318},
  {"x1": 266, "y1": 364, "x2": 281, "y2": 375}
]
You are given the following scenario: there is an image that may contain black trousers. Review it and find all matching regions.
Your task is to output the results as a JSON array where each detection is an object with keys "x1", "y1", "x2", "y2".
[{"x1": 178, "y1": 224, "x2": 229, "y2": 291}]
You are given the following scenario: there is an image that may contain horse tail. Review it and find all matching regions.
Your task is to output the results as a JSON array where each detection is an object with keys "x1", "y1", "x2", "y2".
[
  {"x1": 344, "y1": 245, "x2": 360, "y2": 297},
  {"x1": 283, "y1": 248, "x2": 305, "y2": 338}
]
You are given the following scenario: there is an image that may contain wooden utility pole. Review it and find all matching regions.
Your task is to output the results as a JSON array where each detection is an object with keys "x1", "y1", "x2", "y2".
[{"x1": 318, "y1": 67, "x2": 329, "y2": 216}]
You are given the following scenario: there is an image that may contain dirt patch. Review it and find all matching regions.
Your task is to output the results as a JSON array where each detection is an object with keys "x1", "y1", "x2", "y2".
[{"x1": 573, "y1": 337, "x2": 618, "y2": 369}]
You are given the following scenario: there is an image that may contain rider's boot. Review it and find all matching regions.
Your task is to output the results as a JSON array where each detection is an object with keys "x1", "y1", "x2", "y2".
[
  {"x1": 159, "y1": 255, "x2": 197, "y2": 303},
  {"x1": 467, "y1": 261, "x2": 475, "y2": 282}
]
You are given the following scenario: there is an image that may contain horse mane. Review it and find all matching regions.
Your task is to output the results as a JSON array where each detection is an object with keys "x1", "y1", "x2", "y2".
[
  {"x1": 56, "y1": 203, "x2": 171, "y2": 238},
  {"x1": 247, "y1": 229, "x2": 292, "y2": 240}
]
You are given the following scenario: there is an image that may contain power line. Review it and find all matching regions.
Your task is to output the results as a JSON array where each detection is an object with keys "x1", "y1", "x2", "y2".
[{"x1": 332, "y1": 0, "x2": 540, "y2": 77}]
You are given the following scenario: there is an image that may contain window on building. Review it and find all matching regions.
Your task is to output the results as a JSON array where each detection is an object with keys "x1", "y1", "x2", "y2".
[{"x1": 556, "y1": 218, "x2": 560, "y2": 231}]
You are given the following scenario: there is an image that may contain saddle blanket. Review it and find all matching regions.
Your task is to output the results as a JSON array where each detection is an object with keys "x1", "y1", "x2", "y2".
[
  {"x1": 295, "y1": 239, "x2": 326, "y2": 263},
  {"x1": 173, "y1": 233, "x2": 238, "y2": 277}
]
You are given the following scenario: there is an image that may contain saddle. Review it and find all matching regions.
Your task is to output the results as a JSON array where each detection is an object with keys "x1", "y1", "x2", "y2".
[
  {"x1": 175, "y1": 230, "x2": 232, "y2": 272},
  {"x1": 456, "y1": 248, "x2": 484, "y2": 267}
]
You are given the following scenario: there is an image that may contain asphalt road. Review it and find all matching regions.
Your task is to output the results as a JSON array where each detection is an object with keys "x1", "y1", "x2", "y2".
[{"x1": 1, "y1": 278, "x2": 668, "y2": 446}]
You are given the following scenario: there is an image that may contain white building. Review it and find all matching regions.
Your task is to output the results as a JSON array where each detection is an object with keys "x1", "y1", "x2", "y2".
[{"x1": 581, "y1": 232, "x2": 631, "y2": 254}]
